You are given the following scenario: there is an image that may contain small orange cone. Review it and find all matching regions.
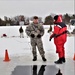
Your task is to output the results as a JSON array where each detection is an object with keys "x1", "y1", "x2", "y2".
[
  {"x1": 3, "y1": 49, "x2": 10, "y2": 62},
  {"x1": 73, "y1": 53, "x2": 75, "y2": 61}
]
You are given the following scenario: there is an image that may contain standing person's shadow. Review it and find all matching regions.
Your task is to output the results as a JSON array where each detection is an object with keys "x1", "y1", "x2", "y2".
[
  {"x1": 56, "y1": 69, "x2": 63, "y2": 75},
  {"x1": 33, "y1": 65, "x2": 46, "y2": 75}
]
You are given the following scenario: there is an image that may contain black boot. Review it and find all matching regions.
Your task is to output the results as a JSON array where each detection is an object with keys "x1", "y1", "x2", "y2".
[
  {"x1": 62, "y1": 57, "x2": 66, "y2": 63},
  {"x1": 33, "y1": 56, "x2": 37, "y2": 61},
  {"x1": 54, "y1": 58, "x2": 63, "y2": 64},
  {"x1": 42, "y1": 57, "x2": 47, "y2": 62}
]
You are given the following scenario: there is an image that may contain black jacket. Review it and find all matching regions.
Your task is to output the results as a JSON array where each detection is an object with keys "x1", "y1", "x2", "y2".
[{"x1": 19, "y1": 27, "x2": 23, "y2": 33}]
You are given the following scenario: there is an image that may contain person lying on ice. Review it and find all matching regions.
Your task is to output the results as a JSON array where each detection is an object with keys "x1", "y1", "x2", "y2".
[
  {"x1": 49, "y1": 15, "x2": 67, "y2": 64},
  {"x1": 26, "y1": 16, "x2": 47, "y2": 62}
]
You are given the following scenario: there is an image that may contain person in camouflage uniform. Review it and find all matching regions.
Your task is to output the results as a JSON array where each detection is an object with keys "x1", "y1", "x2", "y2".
[{"x1": 25, "y1": 16, "x2": 47, "y2": 61}]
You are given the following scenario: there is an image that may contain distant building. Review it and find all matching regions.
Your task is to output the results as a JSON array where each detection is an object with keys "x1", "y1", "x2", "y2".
[
  {"x1": 6, "y1": 23, "x2": 10, "y2": 26},
  {"x1": 19, "y1": 21, "x2": 24, "y2": 26}
]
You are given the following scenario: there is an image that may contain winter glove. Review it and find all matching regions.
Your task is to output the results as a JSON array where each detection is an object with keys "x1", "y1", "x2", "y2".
[
  {"x1": 49, "y1": 34, "x2": 57, "y2": 41},
  {"x1": 37, "y1": 34, "x2": 41, "y2": 38},
  {"x1": 49, "y1": 38, "x2": 52, "y2": 41},
  {"x1": 31, "y1": 34, "x2": 35, "y2": 38},
  {"x1": 47, "y1": 30, "x2": 50, "y2": 33}
]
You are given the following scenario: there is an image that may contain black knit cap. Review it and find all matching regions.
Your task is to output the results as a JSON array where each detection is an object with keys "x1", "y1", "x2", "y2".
[
  {"x1": 54, "y1": 15, "x2": 59, "y2": 21},
  {"x1": 33, "y1": 16, "x2": 38, "y2": 19}
]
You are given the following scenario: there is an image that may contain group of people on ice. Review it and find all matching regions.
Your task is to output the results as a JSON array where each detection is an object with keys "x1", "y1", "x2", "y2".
[{"x1": 25, "y1": 15, "x2": 67, "y2": 64}]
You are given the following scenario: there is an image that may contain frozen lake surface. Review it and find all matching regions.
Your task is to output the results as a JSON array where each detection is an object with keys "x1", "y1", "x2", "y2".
[{"x1": 0, "y1": 25, "x2": 75, "y2": 75}]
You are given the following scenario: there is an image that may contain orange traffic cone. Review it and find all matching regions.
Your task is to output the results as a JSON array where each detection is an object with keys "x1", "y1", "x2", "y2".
[
  {"x1": 73, "y1": 53, "x2": 75, "y2": 61},
  {"x1": 3, "y1": 49, "x2": 10, "y2": 62}
]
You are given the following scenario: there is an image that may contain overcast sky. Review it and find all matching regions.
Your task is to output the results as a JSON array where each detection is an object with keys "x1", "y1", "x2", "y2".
[{"x1": 0, "y1": 0, "x2": 74, "y2": 19}]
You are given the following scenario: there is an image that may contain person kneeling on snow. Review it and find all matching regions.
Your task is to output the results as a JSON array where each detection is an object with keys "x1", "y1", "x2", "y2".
[
  {"x1": 25, "y1": 16, "x2": 47, "y2": 62},
  {"x1": 49, "y1": 15, "x2": 67, "y2": 64}
]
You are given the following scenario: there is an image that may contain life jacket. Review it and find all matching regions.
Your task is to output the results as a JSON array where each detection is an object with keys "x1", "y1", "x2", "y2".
[
  {"x1": 54, "y1": 22, "x2": 67, "y2": 36},
  {"x1": 53, "y1": 15, "x2": 67, "y2": 37}
]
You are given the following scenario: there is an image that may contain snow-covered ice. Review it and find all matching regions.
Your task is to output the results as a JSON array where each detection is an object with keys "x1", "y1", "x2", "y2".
[{"x1": 0, "y1": 25, "x2": 75, "y2": 75}]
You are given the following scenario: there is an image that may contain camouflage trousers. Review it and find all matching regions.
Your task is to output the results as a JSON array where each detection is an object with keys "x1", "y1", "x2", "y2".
[{"x1": 31, "y1": 38, "x2": 45, "y2": 57}]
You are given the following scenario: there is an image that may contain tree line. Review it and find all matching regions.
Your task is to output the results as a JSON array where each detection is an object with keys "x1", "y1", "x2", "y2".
[
  {"x1": 44, "y1": 13, "x2": 75, "y2": 25},
  {"x1": 0, "y1": 13, "x2": 75, "y2": 26}
]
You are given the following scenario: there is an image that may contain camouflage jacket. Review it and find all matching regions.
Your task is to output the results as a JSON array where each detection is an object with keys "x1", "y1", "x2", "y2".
[{"x1": 25, "y1": 23, "x2": 44, "y2": 38}]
